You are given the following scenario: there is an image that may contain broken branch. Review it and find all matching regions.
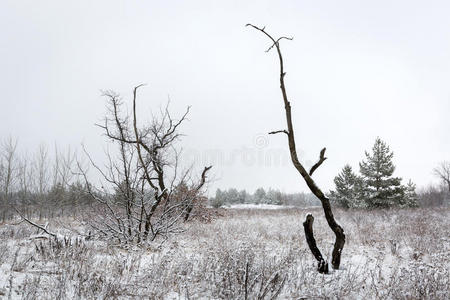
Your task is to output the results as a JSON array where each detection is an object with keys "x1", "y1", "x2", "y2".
[{"x1": 309, "y1": 147, "x2": 327, "y2": 176}]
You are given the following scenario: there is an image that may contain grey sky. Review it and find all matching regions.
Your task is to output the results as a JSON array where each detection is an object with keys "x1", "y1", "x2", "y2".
[{"x1": 1, "y1": 0, "x2": 449, "y2": 194}]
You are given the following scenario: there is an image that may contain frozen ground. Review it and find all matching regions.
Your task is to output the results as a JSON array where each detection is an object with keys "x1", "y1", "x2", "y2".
[
  {"x1": 224, "y1": 203, "x2": 304, "y2": 210},
  {"x1": 0, "y1": 207, "x2": 448, "y2": 299}
]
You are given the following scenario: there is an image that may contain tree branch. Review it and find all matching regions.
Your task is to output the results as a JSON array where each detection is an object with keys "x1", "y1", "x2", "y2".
[
  {"x1": 245, "y1": 24, "x2": 293, "y2": 53},
  {"x1": 14, "y1": 207, "x2": 57, "y2": 238},
  {"x1": 268, "y1": 130, "x2": 288, "y2": 136},
  {"x1": 266, "y1": 36, "x2": 294, "y2": 53},
  {"x1": 309, "y1": 147, "x2": 327, "y2": 176},
  {"x1": 196, "y1": 165, "x2": 212, "y2": 191}
]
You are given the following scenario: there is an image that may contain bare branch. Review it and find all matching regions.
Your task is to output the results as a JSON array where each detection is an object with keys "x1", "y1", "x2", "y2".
[
  {"x1": 196, "y1": 165, "x2": 212, "y2": 191},
  {"x1": 245, "y1": 24, "x2": 293, "y2": 53},
  {"x1": 266, "y1": 36, "x2": 294, "y2": 53},
  {"x1": 268, "y1": 130, "x2": 288, "y2": 136},
  {"x1": 132, "y1": 84, "x2": 158, "y2": 193},
  {"x1": 309, "y1": 147, "x2": 327, "y2": 176},
  {"x1": 14, "y1": 207, "x2": 57, "y2": 237}
]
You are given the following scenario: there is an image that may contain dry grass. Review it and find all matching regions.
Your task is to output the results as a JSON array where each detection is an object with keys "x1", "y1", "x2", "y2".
[{"x1": 0, "y1": 207, "x2": 449, "y2": 299}]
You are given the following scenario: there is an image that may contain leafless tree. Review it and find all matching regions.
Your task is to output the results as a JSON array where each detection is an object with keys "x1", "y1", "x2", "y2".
[
  {"x1": 417, "y1": 184, "x2": 446, "y2": 207},
  {"x1": 18, "y1": 153, "x2": 29, "y2": 197},
  {"x1": 53, "y1": 144, "x2": 76, "y2": 188},
  {"x1": 247, "y1": 24, "x2": 345, "y2": 273},
  {"x1": 1, "y1": 137, "x2": 18, "y2": 202},
  {"x1": 434, "y1": 161, "x2": 450, "y2": 193},
  {"x1": 35, "y1": 143, "x2": 50, "y2": 195},
  {"x1": 0, "y1": 138, "x2": 89, "y2": 222},
  {"x1": 78, "y1": 85, "x2": 211, "y2": 244},
  {"x1": 17, "y1": 150, "x2": 37, "y2": 205}
]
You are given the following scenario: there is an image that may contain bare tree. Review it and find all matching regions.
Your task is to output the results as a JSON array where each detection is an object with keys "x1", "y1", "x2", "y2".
[
  {"x1": 52, "y1": 144, "x2": 60, "y2": 188},
  {"x1": 417, "y1": 184, "x2": 446, "y2": 207},
  {"x1": 35, "y1": 143, "x2": 50, "y2": 195},
  {"x1": 17, "y1": 152, "x2": 32, "y2": 202},
  {"x1": 52, "y1": 144, "x2": 76, "y2": 188},
  {"x1": 247, "y1": 24, "x2": 345, "y2": 273},
  {"x1": 434, "y1": 161, "x2": 450, "y2": 193},
  {"x1": 1, "y1": 137, "x2": 18, "y2": 202},
  {"x1": 79, "y1": 85, "x2": 212, "y2": 244}
]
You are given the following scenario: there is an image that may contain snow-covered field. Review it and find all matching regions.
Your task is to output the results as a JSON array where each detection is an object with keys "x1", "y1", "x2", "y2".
[
  {"x1": 224, "y1": 203, "x2": 302, "y2": 210},
  {"x1": 0, "y1": 207, "x2": 449, "y2": 299}
]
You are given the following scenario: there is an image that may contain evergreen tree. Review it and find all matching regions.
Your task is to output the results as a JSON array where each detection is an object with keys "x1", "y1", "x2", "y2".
[
  {"x1": 238, "y1": 190, "x2": 247, "y2": 204},
  {"x1": 210, "y1": 189, "x2": 225, "y2": 208},
  {"x1": 226, "y1": 188, "x2": 239, "y2": 204},
  {"x1": 330, "y1": 165, "x2": 365, "y2": 208},
  {"x1": 402, "y1": 179, "x2": 419, "y2": 208},
  {"x1": 266, "y1": 189, "x2": 283, "y2": 205},
  {"x1": 359, "y1": 137, "x2": 404, "y2": 208},
  {"x1": 253, "y1": 187, "x2": 267, "y2": 204}
]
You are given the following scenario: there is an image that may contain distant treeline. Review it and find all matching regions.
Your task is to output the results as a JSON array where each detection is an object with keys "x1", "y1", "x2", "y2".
[
  {"x1": 209, "y1": 187, "x2": 321, "y2": 208},
  {"x1": 209, "y1": 184, "x2": 449, "y2": 209},
  {"x1": 0, "y1": 137, "x2": 95, "y2": 222}
]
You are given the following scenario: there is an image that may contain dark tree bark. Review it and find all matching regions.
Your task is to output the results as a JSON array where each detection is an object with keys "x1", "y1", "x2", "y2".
[
  {"x1": 183, "y1": 165, "x2": 212, "y2": 222},
  {"x1": 303, "y1": 214, "x2": 328, "y2": 273},
  {"x1": 247, "y1": 24, "x2": 345, "y2": 272}
]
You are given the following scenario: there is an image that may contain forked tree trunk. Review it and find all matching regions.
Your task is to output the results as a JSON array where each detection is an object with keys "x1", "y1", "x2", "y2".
[
  {"x1": 247, "y1": 24, "x2": 345, "y2": 272},
  {"x1": 303, "y1": 214, "x2": 328, "y2": 273}
]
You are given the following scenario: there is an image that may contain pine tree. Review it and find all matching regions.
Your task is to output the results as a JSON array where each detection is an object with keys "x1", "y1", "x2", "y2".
[
  {"x1": 226, "y1": 188, "x2": 239, "y2": 204},
  {"x1": 330, "y1": 165, "x2": 365, "y2": 208},
  {"x1": 210, "y1": 189, "x2": 226, "y2": 208},
  {"x1": 253, "y1": 187, "x2": 267, "y2": 204},
  {"x1": 359, "y1": 137, "x2": 404, "y2": 208},
  {"x1": 266, "y1": 189, "x2": 283, "y2": 205},
  {"x1": 238, "y1": 190, "x2": 247, "y2": 204},
  {"x1": 402, "y1": 179, "x2": 419, "y2": 208}
]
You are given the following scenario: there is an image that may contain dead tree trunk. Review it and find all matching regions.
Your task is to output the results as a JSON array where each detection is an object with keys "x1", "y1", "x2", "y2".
[
  {"x1": 247, "y1": 24, "x2": 345, "y2": 272},
  {"x1": 303, "y1": 214, "x2": 328, "y2": 273},
  {"x1": 184, "y1": 165, "x2": 212, "y2": 222}
]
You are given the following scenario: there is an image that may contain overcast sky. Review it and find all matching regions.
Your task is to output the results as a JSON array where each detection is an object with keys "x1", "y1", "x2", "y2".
[{"x1": 1, "y1": 0, "x2": 449, "y2": 194}]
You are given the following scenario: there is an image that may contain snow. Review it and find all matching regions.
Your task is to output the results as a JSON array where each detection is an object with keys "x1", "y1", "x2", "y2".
[
  {"x1": 224, "y1": 203, "x2": 311, "y2": 210},
  {"x1": 0, "y1": 207, "x2": 449, "y2": 299},
  {"x1": 226, "y1": 203, "x2": 290, "y2": 209}
]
